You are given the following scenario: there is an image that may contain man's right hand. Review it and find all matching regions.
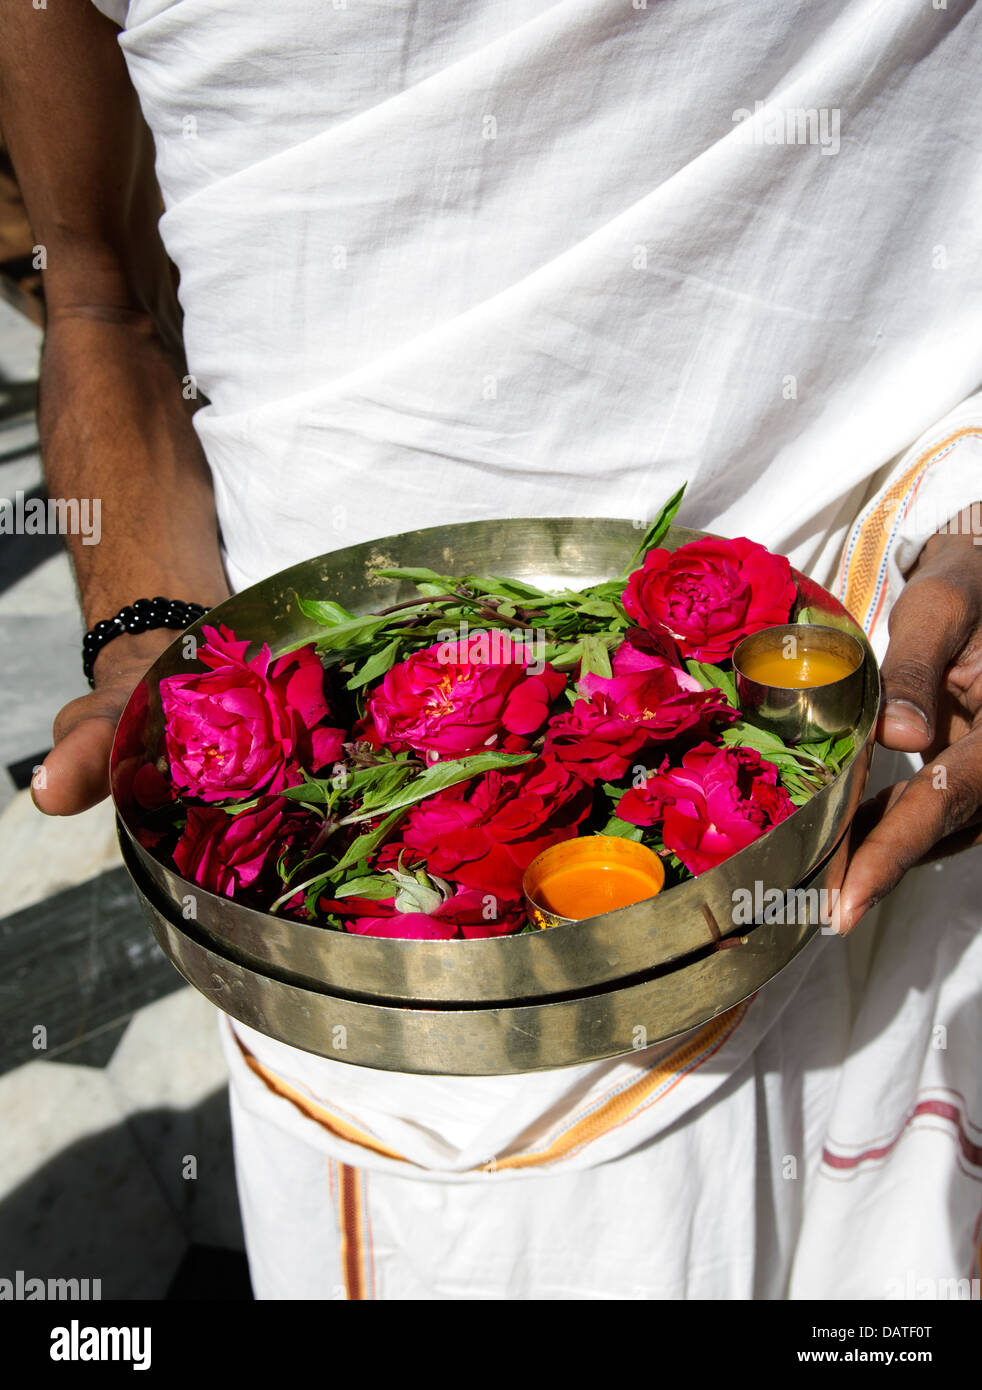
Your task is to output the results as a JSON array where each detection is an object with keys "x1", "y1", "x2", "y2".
[{"x1": 31, "y1": 630, "x2": 186, "y2": 817}]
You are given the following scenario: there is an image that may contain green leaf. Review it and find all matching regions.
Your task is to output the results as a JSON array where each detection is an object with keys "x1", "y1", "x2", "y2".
[
  {"x1": 283, "y1": 600, "x2": 399, "y2": 653},
  {"x1": 322, "y1": 615, "x2": 405, "y2": 651},
  {"x1": 545, "y1": 640, "x2": 583, "y2": 670},
  {"x1": 338, "y1": 750, "x2": 535, "y2": 826},
  {"x1": 600, "y1": 816, "x2": 644, "y2": 841},
  {"x1": 794, "y1": 605, "x2": 864, "y2": 641},
  {"x1": 622, "y1": 483, "x2": 688, "y2": 576},
  {"x1": 463, "y1": 575, "x2": 549, "y2": 600},
  {"x1": 279, "y1": 778, "x2": 339, "y2": 806},
  {"x1": 787, "y1": 787, "x2": 815, "y2": 807},
  {"x1": 269, "y1": 863, "x2": 335, "y2": 915},
  {"x1": 216, "y1": 794, "x2": 266, "y2": 816},
  {"x1": 331, "y1": 875, "x2": 396, "y2": 901},
  {"x1": 721, "y1": 721, "x2": 790, "y2": 755},
  {"x1": 347, "y1": 761, "x2": 417, "y2": 814},
  {"x1": 581, "y1": 579, "x2": 629, "y2": 601},
  {"x1": 329, "y1": 806, "x2": 408, "y2": 876},
  {"x1": 415, "y1": 582, "x2": 457, "y2": 598},
  {"x1": 830, "y1": 734, "x2": 856, "y2": 764},
  {"x1": 346, "y1": 637, "x2": 403, "y2": 690},
  {"x1": 579, "y1": 633, "x2": 613, "y2": 681},
  {"x1": 575, "y1": 597, "x2": 622, "y2": 620},
  {"x1": 684, "y1": 660, "x2": 739, "y2": 708},
  {"x1": 295, "y1": 596, "x2": 356, "y2": 626},
  {"x1": 372, "y1": 567, "x2": 451, "y2": 585}
]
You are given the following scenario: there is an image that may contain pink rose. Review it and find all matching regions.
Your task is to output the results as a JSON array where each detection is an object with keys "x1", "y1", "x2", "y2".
[
  {"x1": 401, "y1": 756, "x2": 591, "y2": 899},
  {"x1": 320, "y1": 887, "x2": 526, "y2": 940},
  {"x1": 160, "y1": 623, "x2": 345, "y2": 802},
  {"x1": 609, "y1": 624, "x2": 683, "y2": 672},
  {"x1": 617, "y1": 742, "x2": 795, "y2": 874},
  {"x1": 363, "y1": 631, "x2": 566, "y2": 761},
  {"x1": 173, "y1": 795, "x2": 311, "y2": 899},
  {"x1": 623, "y1": 537, "x2": 797, "y2": 662},
  {"x1": 544, "y1": 644, "x2": 736, "y2": 782}
]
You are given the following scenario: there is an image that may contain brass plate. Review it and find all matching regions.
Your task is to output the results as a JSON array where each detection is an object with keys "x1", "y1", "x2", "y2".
[{"x1": 110, "y1": 517, "x2": 877, "y2": 1063}]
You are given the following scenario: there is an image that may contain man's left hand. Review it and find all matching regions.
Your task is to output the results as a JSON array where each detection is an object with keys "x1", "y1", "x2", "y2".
[{"x1": 837, "y1": 503, "x2": 982, "y2": 934}]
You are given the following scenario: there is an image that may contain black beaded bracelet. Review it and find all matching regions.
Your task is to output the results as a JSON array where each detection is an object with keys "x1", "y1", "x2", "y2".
[{"x1": 83, "y1": 597, "x2": 209, "y2": 688}]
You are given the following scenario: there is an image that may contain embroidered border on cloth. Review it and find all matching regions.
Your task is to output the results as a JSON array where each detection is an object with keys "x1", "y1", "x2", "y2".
[
  {"x1": 230, "y1": 998, "x2": 753, "y2": 1172},
  {"x1": 835, "y1": 427, "x2": 982, "y2": 635}
]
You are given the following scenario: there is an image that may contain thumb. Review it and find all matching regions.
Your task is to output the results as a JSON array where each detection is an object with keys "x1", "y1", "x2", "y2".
[
  {"x1": 31, "y1": 683, "x2": 136, "y2": 817},
  {"x1": 31, "y1": 713, "x2": 120, "y2": 816},
  {"x1": 30, "y1": 629, "x2": 182, "y2": 817},
  {"x1": 878, "y1": 574, "x2": 972, "y2": 752}
]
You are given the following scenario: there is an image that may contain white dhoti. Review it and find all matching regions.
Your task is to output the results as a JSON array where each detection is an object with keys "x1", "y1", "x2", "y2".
[
  {"x1": 92, "y1": 0, "x2": 982, "y2": 1296},
  {"x1": 215, "y1": 749, "x2": 982, "y2": 1299}
]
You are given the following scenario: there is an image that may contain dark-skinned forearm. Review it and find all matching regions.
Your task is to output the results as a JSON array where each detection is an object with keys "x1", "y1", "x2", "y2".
[{"x1": 39, "y1": 310, "x2": 230, "y2": 656}]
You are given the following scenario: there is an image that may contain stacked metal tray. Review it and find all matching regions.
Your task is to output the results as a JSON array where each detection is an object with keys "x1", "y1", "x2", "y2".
[{"x1": 111, "y1": 518, "x2": 878, "y2": 1075}]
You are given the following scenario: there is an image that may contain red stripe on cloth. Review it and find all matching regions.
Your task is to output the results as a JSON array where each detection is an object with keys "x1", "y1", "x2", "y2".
[{"x1": 824, "y1": 1099, "x2": 982, "y2": 1173}]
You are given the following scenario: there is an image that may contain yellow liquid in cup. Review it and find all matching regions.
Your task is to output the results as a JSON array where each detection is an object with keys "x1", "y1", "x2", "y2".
[{"x1": 740, "y1": 648, "x2": 858, "y2": 690}]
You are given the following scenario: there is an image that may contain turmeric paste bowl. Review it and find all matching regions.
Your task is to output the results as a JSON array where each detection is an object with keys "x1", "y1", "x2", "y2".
[
  {"x1": 524, "y1": 836, "x2": 666, "y2": 928},
  {"x1": 111, "y1": 517, "x2": 878, "y2": 1074}
]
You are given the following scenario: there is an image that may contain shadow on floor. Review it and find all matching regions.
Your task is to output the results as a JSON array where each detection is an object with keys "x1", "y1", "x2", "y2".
[{"x1": 0, "y1": 1090, "x2": 252, "y2": 1300}]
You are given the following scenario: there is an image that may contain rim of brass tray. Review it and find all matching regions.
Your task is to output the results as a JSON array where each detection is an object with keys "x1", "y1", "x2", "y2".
[
  {"x1": 124, "y1": 821, "x2": 844, "y2": 1076},
  {"x1": 111, "y1": 517, "x2": 878, "y2": 1005}
]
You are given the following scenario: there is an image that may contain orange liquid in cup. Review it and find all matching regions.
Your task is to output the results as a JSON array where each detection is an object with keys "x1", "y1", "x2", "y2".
[
  {"x1": 739, "y1": 648, "x2": 858, "y2": 689},
  {"x1": 525, "y1": 836, "x2": 665, "y2": 922},
  {"x1": 536, "y1": 862, "x2": 662, "y2": 919}
]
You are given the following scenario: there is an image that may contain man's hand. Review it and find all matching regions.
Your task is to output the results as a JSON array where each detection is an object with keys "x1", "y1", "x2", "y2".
[
  {"x1": 30, "y1": 627, "x2": 218, "y2": 817},
  {"x1": 837, "y1": 504, "x2": 982, "y2": 933}
]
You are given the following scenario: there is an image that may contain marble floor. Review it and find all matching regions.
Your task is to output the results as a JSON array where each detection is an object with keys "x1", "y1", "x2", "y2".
[{"x1": 0, "y1": 299, "x2": 251, "y2": 1298}]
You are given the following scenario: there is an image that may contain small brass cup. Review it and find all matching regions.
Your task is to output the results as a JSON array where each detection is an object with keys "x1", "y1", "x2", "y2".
[
  {"x1": 523, "y1": 834, "x2": 666, "y2": 929},
  {"x1": 733, "y1": 623, "x2": 865, "y2": 745}
]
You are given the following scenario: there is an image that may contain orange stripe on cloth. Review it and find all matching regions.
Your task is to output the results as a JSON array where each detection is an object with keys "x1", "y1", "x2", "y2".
[
  {"x1": 235, "y1": 1034, "x2": 411, "y2": 1165},
  {"x1": 230, "y1": 1000, "x2": 750, "y2": 1172},
  {"x1": 337, "y1": 1163, "x2": 367, "y2": 1300},
  {"x1": 494, "y1": 998, "x2": 752, "y2": 1170},
  {"x1": 836, "y1": 426, "x2": 982, "y2": 632}
]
